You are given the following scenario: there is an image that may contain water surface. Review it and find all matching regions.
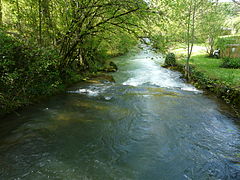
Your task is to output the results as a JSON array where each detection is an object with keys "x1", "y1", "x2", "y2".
[{"x1": 0, "y1": 47, "x2": 240, "y2": 180}]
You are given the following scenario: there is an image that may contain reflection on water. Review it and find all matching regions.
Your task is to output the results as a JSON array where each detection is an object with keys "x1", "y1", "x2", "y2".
[{"x1": 0, "y1": 47, "x2": 240, "y2": 180}]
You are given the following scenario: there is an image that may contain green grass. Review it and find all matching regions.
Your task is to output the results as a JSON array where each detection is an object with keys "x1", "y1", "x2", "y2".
[{"x1": 178, "y1": 54, "x2": 240, "y2": 88}]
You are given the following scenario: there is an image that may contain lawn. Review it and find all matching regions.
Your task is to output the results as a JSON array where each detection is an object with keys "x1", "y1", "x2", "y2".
[{"x1": 177, "y1": 55, "x2": 240, "y2": 88}]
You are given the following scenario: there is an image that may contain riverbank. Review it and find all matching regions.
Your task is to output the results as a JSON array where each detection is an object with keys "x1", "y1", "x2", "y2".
[
  {"x1": 0, "y1": 32, "x2": 118, "y2": 118},
  {"x1": 167, "y1": 54, "x2": 240, "y2": 117},
  {"x1": 0, "y1": 63, "x2": 118, "y2": 118},
  {"x1": 1, "y1": 46, "x2": 240, "y2": 180}
]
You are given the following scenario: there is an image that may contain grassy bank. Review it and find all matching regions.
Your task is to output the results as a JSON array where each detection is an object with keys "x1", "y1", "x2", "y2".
[
  {"x1": 178, "y1": 55, "x2": 240, "y2": 88},
  {"x1": 172, "y1": 54, "x2": 240, "y2": 116}
]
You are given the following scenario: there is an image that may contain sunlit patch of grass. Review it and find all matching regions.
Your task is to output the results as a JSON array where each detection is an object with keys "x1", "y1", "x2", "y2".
[
  {"x1": 171, "y1": 44, "x2": 207, "y2": 57},
  {"x1": 177, "y1": 54, "x2": 240, "y2": 88}
]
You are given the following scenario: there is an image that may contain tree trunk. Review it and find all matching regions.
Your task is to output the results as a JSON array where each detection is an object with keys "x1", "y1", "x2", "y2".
[
  {"x1": 186, "y1": 3, "x2": 192, "y2": 80},
  {"x1": 208, "y1": 37, "x2": 215, "y2": 57},
  {"x1": 0, "y1": 0, "x2": 3, "y2": 27},
  {"x1": 232, "y1": 0, "x2": 240, "y2": 5},
  {"x1": 39, "y1": 0, "x2": 42, "y2": 45},
  {"x1": 16, "y1": 0, "x2": 22, "y2": 32},
  {"x1": 42, "y1": 0, "x2": 54, "y2": 44},
  {"x1": 186, "y1": 1, "x2": 197, "y2": 81}
]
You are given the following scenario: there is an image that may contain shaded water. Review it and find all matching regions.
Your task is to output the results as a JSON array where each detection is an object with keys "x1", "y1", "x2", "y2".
[{"x1": 0, "y1": 47, "x2": 240, "y2": 180}]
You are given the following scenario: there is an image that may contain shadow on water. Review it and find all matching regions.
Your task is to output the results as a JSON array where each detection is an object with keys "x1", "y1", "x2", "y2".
[{"x1": 0, "y1": 46, "x2": 240, "y2": 180}]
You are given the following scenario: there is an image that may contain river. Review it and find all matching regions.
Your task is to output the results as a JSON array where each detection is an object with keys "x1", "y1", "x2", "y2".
[{"x1": 0, "y1": 47, "x2": 240, "y2": 180}]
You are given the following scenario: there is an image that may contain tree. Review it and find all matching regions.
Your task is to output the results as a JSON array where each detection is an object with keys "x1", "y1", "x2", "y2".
[
  {"x1": 232, "y1": 0, "x2": 240, "y2": 5},
  {"x1": 183, "y1": 0, "x2": 215, "y2": 79},
  {"x1": 58, "y1": 0, "x2": 150, "y2": 70},
  {"x1": 153, "y1": 0, "x2": 217, "y2": 79},
  {"x1": 1, "y1": 0, "x2": 154, "y2": 73},
  {"x1": 160, "y1": 0, "x2": 208, "y2": 79},
  {"x1": 38, "y1": 0, "x2": 42, "y2": 45},
  {"x1": 198, "y1": 2, "x2": 226, "y2": 57},
  {"x1": 16, "y1": 0, "x2": 21, "y2": 32},
  {"x1": 230, "y1": 14, "x2": 240, "y2": 33},
  {"x1": 0, "y1": 0, "x2": 2, "y2": 27}
]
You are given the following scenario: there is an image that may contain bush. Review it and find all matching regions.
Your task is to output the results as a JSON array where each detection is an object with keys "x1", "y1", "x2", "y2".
[
  {"x1": 0, "y1": 32, "x2": 64, "y2": 114},
  {"x1": 216, "y1": 35, "x2": 240, "y2": 49},
  {"x1": 164, "y1": 53, "x2": 176, "y2": 66},
  {"x1": 221, "y1": 58, "x2": 240, "y2": 69}
]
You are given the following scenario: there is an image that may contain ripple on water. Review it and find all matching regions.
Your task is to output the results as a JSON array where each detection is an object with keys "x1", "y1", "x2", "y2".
[
  {"x1": 67, "y1": 84, "x2": 111, "y2": 97},
  {"x1": 120, "y1": 55, "x2": 201, "y2": 93},
  {"x1": 0, "y1": 46, "x2": 240, "y2": 180}
]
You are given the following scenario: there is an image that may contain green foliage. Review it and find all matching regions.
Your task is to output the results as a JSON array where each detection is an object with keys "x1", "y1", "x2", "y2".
[
  {"x1": 150, "y1": 34, "x2": 169, "y2": 53},
  {"x1": 164, "y1": 53, "x2": 176, "y2": 66},
  {"x1": 0, "y1": 0, "x2": 153, "y2": 115},
  {"x1": 197, "y1": 3, "x2": 226, "y2": 56},
  {"x1": 1, "y1": 0, "x2": 150, "y2": 71},
  {"x1": 109, "y1": 33, "x2": 138, "y2": 56},
  {"x1": 177, "y1": 54, "x2": 240, "y2": 87},
  {"x1": 216, "y1": 35, "x2": 240, "y2": 49},
  {"x1": 0, "y1": 32, "x2": 64, "y2": 114},
  {"x1": 228, "y1": 12, "x2": 240, "y2": 33},
  {"x1": 221, "y1": 58, "x2": 240, "y2": 69},
  {"x1": 177, "y1": 54, "x2": 240, "y2": 112},
  {"x1": 58, "y1": 0, "x2": 149, "y2": 69}
]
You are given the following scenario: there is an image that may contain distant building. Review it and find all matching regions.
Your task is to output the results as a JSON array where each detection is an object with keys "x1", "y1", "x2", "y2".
[
  {"x1": 217, "y1": 35, "x2": 240, "y2": 58},
  {"x1": 221, "y1": 44, "x2": 240, "y2": 58}
]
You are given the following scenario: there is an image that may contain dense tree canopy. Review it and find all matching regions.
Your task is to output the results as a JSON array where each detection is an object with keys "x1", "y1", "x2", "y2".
[{"x1": 0, "y1": 0, "x2": 155, "y2": 71}]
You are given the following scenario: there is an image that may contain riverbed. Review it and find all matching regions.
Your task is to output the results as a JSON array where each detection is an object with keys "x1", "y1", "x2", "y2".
[{"x1": 0, "y1": 47, "x2": 240, "y2": 179}]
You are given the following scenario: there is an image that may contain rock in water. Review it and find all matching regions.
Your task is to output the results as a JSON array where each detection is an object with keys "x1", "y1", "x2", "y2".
[
  {"x1": 109, "y1": 61, "x2": 118, "y2": 71},
  {"x1": 86, "y1": 74, "x2": 116, "y2": 83},
  {"x1": 100, "y1": 61, "x2": 118, "y2": 72}
]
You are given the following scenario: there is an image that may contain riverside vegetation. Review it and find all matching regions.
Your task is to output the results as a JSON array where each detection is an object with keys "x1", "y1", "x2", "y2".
[
  {"x1": 164, "y1": 40, "x2": 240, "y2": 116},
  {"x1": 172, "y1": 34, "x2": 240, "y2": 116},
  {"x1": 0, "y1": 0, "x2": 240, "y2": 116},
  {"x1": 1, "y1": 1, "x2": 240, "y2": 178},
  {"x1": 0, "y1": 0, "x2": 154, "y2": 116},
  {"x1": 157, "y1": 1, "x2": 240, "y2": 116},
  {"x1": 174, "y1": 54, "x2": 240, "y2": 116},
  {"x1": 0, "y1": 28, "x2": 126, "y2": 116}
]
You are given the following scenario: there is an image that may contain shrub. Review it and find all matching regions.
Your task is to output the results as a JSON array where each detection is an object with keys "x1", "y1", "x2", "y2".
[
  {"x1": 164, "y1": 53, "x2": 176, "y2": 66},
  {"x1": 215, "y1": 35, "x2": 240, "y2": 49},
  {"x1": 221, "y1": 58, "x2": 240, "y2": 69},
  {"x1": 0, "y1": 32, "x2": 64, "y2": 114}
]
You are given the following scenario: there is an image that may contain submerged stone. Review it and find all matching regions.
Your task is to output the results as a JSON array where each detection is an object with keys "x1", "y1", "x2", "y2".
[{"x1": 89, "y1": 74, "x2": 116, "y2": 83}]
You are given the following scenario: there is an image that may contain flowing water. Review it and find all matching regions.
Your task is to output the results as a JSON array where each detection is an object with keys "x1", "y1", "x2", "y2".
[{"x1": 0, "y1": 47, "x2": 240, "y2": 180}]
